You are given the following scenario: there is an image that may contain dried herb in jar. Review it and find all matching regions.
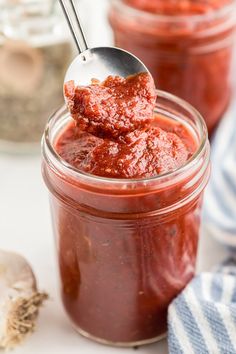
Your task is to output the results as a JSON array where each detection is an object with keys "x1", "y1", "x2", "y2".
[{"x1": 0, "y1": 0, "x2": 74, "y2": 151}]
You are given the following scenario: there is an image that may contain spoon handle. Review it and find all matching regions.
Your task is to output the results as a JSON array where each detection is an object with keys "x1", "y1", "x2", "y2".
[{"x1": 59, "y1": 0, "x2": 88, "y2": 54}]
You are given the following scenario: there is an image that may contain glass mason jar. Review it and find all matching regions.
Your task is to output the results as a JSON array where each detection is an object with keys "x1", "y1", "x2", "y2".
[
  {"x1": 0, "y1": 0, "x2": 74, "y2": 153},
  {"x1": 109, "y1": 0, "x2": 236, "y2": 136},
  {"x1": 42, "y1": 91, "x2": 210, "y2": 347}
]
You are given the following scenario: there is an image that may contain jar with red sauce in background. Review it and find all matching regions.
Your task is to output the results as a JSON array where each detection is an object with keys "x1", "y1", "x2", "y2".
[
  {"x1": 42, "y1": 91, "x2": 210, "y2": 346},
  {"x1": 109, "y1": 0, "x2": 236, "y2": 136}
]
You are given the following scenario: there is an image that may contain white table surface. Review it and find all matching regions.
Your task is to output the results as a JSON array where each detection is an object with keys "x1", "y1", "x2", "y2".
[{"x1": 0, "y1": 153, "x2": 229, "y2": 354}]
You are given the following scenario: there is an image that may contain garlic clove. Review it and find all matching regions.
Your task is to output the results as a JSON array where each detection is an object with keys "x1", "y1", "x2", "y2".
[{"x1": 0, "y1": 250, "x2": 48, "y2": 349}]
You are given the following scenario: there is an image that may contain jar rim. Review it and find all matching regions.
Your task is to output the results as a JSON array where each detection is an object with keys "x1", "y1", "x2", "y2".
[
  {"x1": 42, "y1": 89, "x2": 209, "y2": 187},
  {"x1": 111, "y1": 0, "x2": 236, "y2": 24}
]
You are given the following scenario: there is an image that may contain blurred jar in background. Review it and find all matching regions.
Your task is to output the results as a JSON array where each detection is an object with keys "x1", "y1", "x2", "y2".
[
  {"x1": 0, "y1": 0, "x2": 73, "y2": 153},
  {"x1": 109, "y1": 0, "x2": 236, "y2": 136}
]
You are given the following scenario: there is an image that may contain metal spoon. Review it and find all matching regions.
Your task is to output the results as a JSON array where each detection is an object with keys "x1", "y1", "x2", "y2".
[{"x1": 59, "y1": 0, "x2": 151, "y2": 86}]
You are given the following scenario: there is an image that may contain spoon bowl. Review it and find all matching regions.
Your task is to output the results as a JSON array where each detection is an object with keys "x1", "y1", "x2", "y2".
[
  {"x1": 59, "y1": 0, "x2": 153, "y2": 89},
  {"x1": 64, "y1": 46, "x2": 150, "y2": 86}
]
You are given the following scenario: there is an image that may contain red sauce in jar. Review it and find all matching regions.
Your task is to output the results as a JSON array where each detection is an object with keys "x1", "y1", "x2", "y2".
[
  {"x1": 56, "y1": 118, "x2": 194, "y2": 178},
  {"x1": 125, "y1": 0, "x2": 232, "y2": 14},
  {"x1": 109, "y1": 0, "x2": 235, "y2": 136},
  {"x1": 49, "y1": 73, "x2": 204, "y2": 344},
  {"x1": 59, "y1": 73, "x2": 195, "y2": 178}
]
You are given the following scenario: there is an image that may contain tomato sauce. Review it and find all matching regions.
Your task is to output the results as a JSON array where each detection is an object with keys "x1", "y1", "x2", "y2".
[
  {"x1": 58, "y1": 73, "x2": 194, "y2": 178},
  {"x1": 42, "y1": 73, "x2": 209, "y2": 345}
]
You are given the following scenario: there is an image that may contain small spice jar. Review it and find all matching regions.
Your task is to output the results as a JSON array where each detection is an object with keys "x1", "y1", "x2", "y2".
[
  {"x1": 42, "y1": 91, "x2": 210, "y2": 347},
  {"x1": 109, "y1": 0, "x2": 236, "y2": 136},
  {"x1": 0, "y1": 0, "x2": 73, "y2": 153}
]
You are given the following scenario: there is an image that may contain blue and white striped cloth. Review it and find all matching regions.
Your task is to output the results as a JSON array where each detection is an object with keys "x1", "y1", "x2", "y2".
[
  {"x1": 203, "y1": 100, "x2": 236, "y2": 248},
  {"x1": 168, "y1": 101, "x2": 236, "y2": 353},
  {"x1": 168, "y1": 258, "x2": 236, "y2": 354}
]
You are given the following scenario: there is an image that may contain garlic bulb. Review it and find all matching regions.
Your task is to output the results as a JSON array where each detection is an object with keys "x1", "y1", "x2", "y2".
[{"x1": 0, "y1": 250, "x2": 48, "y2": 349}]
